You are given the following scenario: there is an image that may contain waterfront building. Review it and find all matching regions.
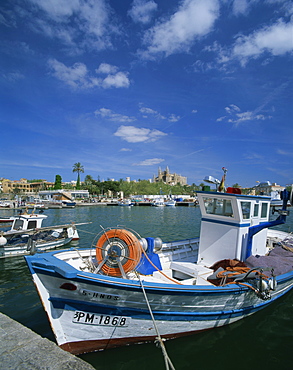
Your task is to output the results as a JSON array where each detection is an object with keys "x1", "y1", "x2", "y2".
[
  {"x1": 39, "y1": 189, "x2": 89, "y2": 201},
  {"x1": 1, "y1": 178, "x2": 52, "y2": 194},
  {"x1": 153, "y1": 166, "x2": 187, "y2": 186},
  {"x1": 254, "y1": 181, "x2": 285, "y2": 198}
]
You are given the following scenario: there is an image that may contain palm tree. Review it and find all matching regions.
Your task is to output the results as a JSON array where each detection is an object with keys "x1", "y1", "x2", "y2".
[{"x1": 73, "y1": 162, "x2": 84, "y2": 190}]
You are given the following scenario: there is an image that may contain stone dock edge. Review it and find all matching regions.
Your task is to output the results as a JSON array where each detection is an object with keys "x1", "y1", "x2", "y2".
[{"x1": 0, "y1": 312, "x2": 95, "y2": 370}]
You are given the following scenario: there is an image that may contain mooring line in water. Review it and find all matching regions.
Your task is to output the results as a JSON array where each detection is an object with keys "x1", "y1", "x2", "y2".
[
  {"x1": 75, "y1": 228, "x2": 97, "y2": 235},
  {"x1": 136, "y1": 272, "x2": 176, "y2": 370}
]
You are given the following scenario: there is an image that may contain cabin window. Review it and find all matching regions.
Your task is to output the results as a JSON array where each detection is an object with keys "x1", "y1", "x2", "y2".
[
  {"x1": 203, "y1": 197, "x2": 233, "y2": 217},
  {"x1": 13, "y1": 219, "x2": 24, "y2": 230},
  {"x1": 241, "y1": 202, "x2": 251, "y2": 219},
  {"x1": 253, "y1": 204, "x2": 259, "y2": 217},
  {"x1": 27, "y1": 220, "x2": 37, "y2": 229},
  {"x1": 261, "y1": 203, "x2": 269, "y2": 218}
]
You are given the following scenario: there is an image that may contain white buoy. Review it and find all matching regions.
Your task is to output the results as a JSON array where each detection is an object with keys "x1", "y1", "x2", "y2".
[{"x1": 0, "y1": 235, "x2": 7, "y2": 246}]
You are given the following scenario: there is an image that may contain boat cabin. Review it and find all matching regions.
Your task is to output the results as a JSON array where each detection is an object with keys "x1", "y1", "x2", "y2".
[
  {"x1": 196, "y1": 191, "x2": 271, "y2": 265},
  {"x1": 10, "y1": 213, "x2": 47, "y2": 231}
]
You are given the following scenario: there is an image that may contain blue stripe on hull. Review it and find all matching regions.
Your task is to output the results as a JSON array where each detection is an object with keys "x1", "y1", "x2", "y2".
[
  {"x1": 31, "y1": 266, "x2": 250, "y2": 296},
  {"x1": 49, "y1": 294, "x2": 274, "y2": 322}
]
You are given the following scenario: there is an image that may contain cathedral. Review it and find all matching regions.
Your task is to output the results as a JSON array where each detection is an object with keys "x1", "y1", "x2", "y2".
[{"x1": 153, "y1": 167, "x2": 187, "y2": 186}]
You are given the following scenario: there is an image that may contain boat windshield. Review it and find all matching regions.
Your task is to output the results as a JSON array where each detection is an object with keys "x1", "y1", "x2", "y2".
[
  {"x1": 240, "y1": 201, "x2": 251, "y2": 219},
  {"x1": 27, "y1": 220, "x2": 37, "y2": 229},
  {"x1": 13, "y1": 219, "x2": 24, "y2": 230},
  {"x1": 261, "y1": 202, "x2": 269, "y2": 218},
  {"x1": 203, "y1": 197, "x2": 233, "y2": 217}
]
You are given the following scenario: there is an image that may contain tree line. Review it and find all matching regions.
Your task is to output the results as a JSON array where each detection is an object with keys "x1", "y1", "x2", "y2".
[
  {"x1": 50, "y1": 162, "x2": 199, "y2": 197},
  {"x1": 51, "y1": 163, "x2": 246, "y2": 197},
  {"x1": 55, "y1": 173, "x2": 200, "y2": 197}
]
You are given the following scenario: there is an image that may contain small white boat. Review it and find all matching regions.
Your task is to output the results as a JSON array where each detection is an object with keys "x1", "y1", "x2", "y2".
[
  {"x1": 0, "y1": 200, "x2": 11, "y2": 208},
  {"x1": 165, "y1": 191, "x2": 176, "y2": 206},
  {"x1": 152, "y1": 198, "x2": 165, "y2": 207},
  {"x1": 25, "y1": 175, "x2": 293, "y2": 356},
  {"x1": 165, "y1": 199, "x2": 176, "y2": 207},
  {"x1": 0, "y1": 210, "x2": 80, "y2": 258},
  {"x1": 118, "y1": 199, "x2": 134, "y2": 206},
  {"x1": 62, "y1": 201, "x2": 76, "y2": 208},
  {"x1": 0, "y1": 216, "x2": 14, "y2": 223}
]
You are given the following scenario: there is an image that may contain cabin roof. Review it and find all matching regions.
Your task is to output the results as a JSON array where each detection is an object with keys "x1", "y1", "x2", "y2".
[{"x1": 197, "y1": 191, "x2": 271, "y2": 200}]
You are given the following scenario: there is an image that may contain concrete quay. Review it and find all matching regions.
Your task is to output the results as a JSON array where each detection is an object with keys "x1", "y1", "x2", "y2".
[{"x1": 0, "y1": 313, "x2": 95, "y2": 370}]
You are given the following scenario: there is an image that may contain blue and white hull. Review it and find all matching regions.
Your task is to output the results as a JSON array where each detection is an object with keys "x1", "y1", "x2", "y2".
[
  {"x1": 25, "y1": 188, "x2": 293, "y2": 355},
  {"x1": 26, "y1": 235, "x2": 293, "y2": 354}
]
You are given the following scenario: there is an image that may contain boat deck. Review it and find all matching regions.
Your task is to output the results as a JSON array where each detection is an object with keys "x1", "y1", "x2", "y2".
[{"x1": 54, "y1": 230, "x2": 293, "y2": 288}]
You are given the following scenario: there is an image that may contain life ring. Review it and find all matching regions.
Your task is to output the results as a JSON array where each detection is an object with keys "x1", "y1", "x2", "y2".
[{"x1": 96, "y1": 229, "x2": 142, "y2": 277}]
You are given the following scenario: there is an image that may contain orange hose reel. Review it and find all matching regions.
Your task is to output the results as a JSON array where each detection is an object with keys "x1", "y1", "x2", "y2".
[{"x1": 96, "y1": 228, "x2": 142, "y2": 277}]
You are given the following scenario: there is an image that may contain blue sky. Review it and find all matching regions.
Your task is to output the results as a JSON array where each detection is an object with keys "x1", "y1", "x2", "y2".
[{"x1": 1, "y1": 0, "x2": 292, "y2": 188}]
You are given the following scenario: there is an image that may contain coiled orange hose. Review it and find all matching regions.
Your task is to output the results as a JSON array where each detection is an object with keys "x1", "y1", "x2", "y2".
[{"x1": 96, "y1": 229, "x2": 142, "y2": 277}]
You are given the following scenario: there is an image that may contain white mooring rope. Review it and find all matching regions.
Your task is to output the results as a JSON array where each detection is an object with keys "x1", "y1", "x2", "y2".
[{"x1": 137, "y1": 273, "x2": 176, "y2": 370}]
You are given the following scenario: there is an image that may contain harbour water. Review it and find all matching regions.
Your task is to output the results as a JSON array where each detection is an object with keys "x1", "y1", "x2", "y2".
[{"x1": 0, "y1": 205, "x2": 293, "y2": 370}]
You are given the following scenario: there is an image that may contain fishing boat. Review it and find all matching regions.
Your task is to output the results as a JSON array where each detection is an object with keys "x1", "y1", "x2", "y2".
[
  {"x1": 165, "y1": 191, "x2": 176, "y2": 206},
  {"x1": 152, "y1": 198, "x2": 165, "y2": 207},
  {"x1": 25, "y1": 174, "x2": 293, "y2": 356},
  {"x1": 62, "y1": 201, "x2": 76, "y2": 208},
  {"x1": 0, "y1": 200, "x2": 11, "y2": 208},
  {"x1": 0, "y1": 210, "x2": 80, "y2": 258},
  {"x1": 165, "y1": 199, "x2": 176, "y2": 206},
  {"x1": 0, "y1": 216, "x2": 15, "y2": 223},
  {"x1": 118, "y1": 199, "x2": 134, "y2": 206}
]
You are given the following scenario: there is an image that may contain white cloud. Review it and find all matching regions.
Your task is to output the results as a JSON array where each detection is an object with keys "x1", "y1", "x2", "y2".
[
  {"x1": 0, "y1": 8, "x2": 17, "y2": 27},
  {"x1": 102, "y1": 71, "x2": 130, "y2": 88},
  {"x1": 168, "y1": 114, "x2": 180, "y2": 122},
  {"x1": 139, "y1": 0, "x2": 220, "y2": 59},
  {"x1": 232, "y1": 0, "x2": 250, "y2": 16},
  {"x1": 48, "y1": 59, "x2": 92, "y2": 88},
  {"x1": 96, "y1": 63, "x2": 118, "y2": 74},
  {"x1": 28, "y1": 0, "x2": 80, "y2": 20},
  {"x1": 95, "y1": 108, "x2": 136, "y2": 122},
  {"x1": 139, "y1": 105, "x2": 180, "y2": 121},
  {"x1": 214, "y1": 18, "x2": 293, "y2": 67},
  {"x1": 133, "y1": 158, "x2": 165, "y2": 166},
  {"x1": 120, "y1": 148, "x2": 132, "y2": 152},
  {"x1": 2, "y1": 71, "x2": 25, "y2": 82},
  {"x1": 277, "y1": 149, "x2": 293, "y2": 156},
  {"x1": 225, "y1": 104, "x2": 241, "y2": 114},
  {"x1": 232, "y1": 19, "x2": 293, "y2": 61},
  {"x1": 48, "y1": 60, "x2": 130, "y2": 89},
  {"x1": 24, "y1": 0, "x2": 116, "y2": 52},
  {"x1": 114, "y1": 125, "x2": 167, "y2": 143},
  {"x1": 140, "y1": 106, "x2": 158, "y2": 115},
  {"x1": 217, "y1": 104, "x2": 272, "y2": 126},
  {"x1": 96, "y1": 63, "x2": 130, "y2": 88},
  {"x1": 140, "y1": 106, "x2": 166, "y2": 119},
  {"x1": 128, "y1": 0, "x2": 158, "y2": 24},
  {"x1": 229, "y1": 111, "x2": 268, "y2": 123}
]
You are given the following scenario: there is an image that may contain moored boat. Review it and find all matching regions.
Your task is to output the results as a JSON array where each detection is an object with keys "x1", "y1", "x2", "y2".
[
  {"x1": 118, "y1": 199, "x2": 134, "y2": 206},
  {"x1": 0, "y1": 210, "x2": 80, "y2": 258},
  {"x1": 25, "y1": 175, "x2": 293, "y2": 356},
  {"x1": 152, "y1": 198, "x2": 165, "y2": 207},
  {"x1": 165, "y1": 199, "x2": 176, "y2": 206},
  {"x1": 0, "y1": 216, "x2": 14, "y2": 223},
  {"x1": 0, "y1": 200, "x2": 11, "y2": 208}
]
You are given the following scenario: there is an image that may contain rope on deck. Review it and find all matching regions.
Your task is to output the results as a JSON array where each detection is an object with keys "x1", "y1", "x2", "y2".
[{"x1": 136, "y1": 272, "x2": 176, "y2": 370}]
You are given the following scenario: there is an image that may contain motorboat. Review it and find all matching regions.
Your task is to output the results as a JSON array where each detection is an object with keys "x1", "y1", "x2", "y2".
[
  {"x1": 152, "y1": 198, "x2": 165, "y2": 207},
  {"x1": 25, "y1": 178, "x2": 293, "y2": 356},
  {"x1": 165, "y1": 199, "x2": 176, "y2": 206},
  {"x1": 118, "y1": 199, "x2": 134, "y2": 206},
  {"x1": 0, "y1": 210, "x2": 80, "y2": 258}
]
